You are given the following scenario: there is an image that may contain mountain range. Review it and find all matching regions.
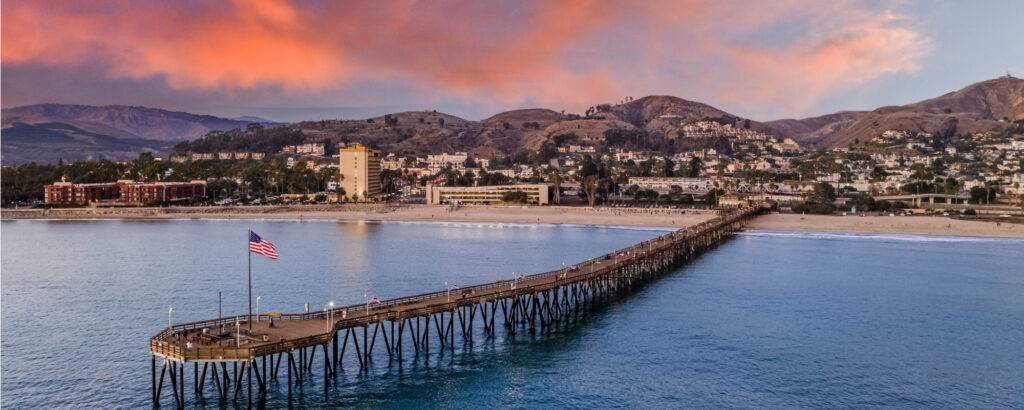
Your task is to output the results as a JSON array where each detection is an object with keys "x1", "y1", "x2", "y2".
[
  {"x1": 1, "y1": 104, "x2": 273, "y2": 164},
  {"x1": 765, "y1": 76, "x2": 1024, "y2": 148},
  {"x1": 3, "y1": 76, "x2": 1022, "y2": 164}
]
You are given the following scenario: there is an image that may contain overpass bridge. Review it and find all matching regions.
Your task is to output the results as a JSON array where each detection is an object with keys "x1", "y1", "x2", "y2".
[{"x1": 149, "y1": 204, "x2": 770, "y2": 408}]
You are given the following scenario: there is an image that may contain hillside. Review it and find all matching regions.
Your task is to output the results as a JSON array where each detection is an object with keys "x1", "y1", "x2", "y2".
[
  {"x1": 767, "y1": 76, "x2": 1024, "y2": 148},
  {"x1": 608, "y1": 95, "x2": 734, "y2": 127},
  {"x1": 1, "y1": 122, "x2": 170, "y2": 164},
  {"x1": 1, "y1": 104, "x2": 265, "y2": 141},
  {"x1": 1, "y1": 104, "x2": 274, "y2": 164},
  {"x1": 283, "y1": 96, "x2": 763, "y2": 158}
]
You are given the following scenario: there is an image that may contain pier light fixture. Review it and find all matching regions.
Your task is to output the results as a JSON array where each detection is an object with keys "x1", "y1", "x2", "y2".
[
  {"x1": 167, "y1": 305, "x2": 173, "y2": 329},
  {"x1": 255, "y1": 295, "x2": 261, "y2": 323},
  {"x1": 328, "y1": 301, "x2": 335, "y2": 330}
]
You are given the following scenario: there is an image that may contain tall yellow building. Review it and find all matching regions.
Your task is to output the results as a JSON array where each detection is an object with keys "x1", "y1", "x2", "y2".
[{"x1": 339, "y1": 144, "x2": 382, "y2": 201}]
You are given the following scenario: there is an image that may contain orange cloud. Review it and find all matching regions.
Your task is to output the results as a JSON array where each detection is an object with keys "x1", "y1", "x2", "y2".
[
  {"x1": 2, "y1": 0, "x2": 345, "y2": 91},
  {"x1": 1, "y1": 0, "x2": 930, "y2": 117},
  {"x1": 710, "y1": 8, "x2": 932, "y2": 117}
]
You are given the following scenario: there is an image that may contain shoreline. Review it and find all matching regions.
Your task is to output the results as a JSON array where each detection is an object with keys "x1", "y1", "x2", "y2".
[
  {"x1": 3, "y1": 205, "x2": 1022, "y2": 238},
  {"x1": 0, "y1": 204, "x2": 716, "y2": 229}
]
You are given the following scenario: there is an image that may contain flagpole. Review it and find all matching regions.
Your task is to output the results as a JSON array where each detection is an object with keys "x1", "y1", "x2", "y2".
[{"x1": 248, "y1": 228, "x2": 252, "y2": 330}]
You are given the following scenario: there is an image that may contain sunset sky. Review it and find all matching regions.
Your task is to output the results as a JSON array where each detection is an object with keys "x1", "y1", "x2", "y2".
[{"x1": 3, "y1": 0, "x2": 1022, "y2": 122}]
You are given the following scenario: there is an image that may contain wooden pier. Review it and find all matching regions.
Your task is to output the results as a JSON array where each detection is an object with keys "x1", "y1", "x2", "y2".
[{"x1": 149, "y1": 204, "x2": 768, "y2": 407}]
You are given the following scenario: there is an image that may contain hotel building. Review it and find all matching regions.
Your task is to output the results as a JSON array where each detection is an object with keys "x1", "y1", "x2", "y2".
[
  {"x1": 43, "y1": 180, "x2": 207, "y2": 207},
  {"x1": 426, "y1": 184, "x2": 549, "y2": 205},
  {"x1": 339, "y1": 144, "x2": 382, "y2": 201}
]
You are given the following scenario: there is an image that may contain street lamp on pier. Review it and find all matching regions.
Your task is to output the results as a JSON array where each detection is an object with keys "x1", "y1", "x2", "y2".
[{"x1": 327, "y1": 301, "x2": 335, "y2": 331}]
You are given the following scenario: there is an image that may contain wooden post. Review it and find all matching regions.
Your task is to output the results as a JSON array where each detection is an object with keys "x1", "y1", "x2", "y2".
[
  {"x1": 179, "y1": 361, "x2": 185, "y2": 409},
  {"x1": 247, "y1": 359, "x2": 252, "y2": 407},
  {"x1": 151, "y1": 356, "x2": 156, "y2": 405},
  {"x1": 323, "y1": 344, "x2": 329, "y2": 397}
]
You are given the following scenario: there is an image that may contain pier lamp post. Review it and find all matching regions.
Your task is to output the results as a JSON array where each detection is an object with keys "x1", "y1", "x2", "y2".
[
  {"x1": 445, "y1": 281, "x2": 449, "y2": 301},
  {"x1": 235, "y1": 320, "x2": 240, "y2": 347},
  {"x1": 328, "y1": 301, "x2": 335, "y2": 331},
  {"x1": 167, "y1": 305, "x2": 173, "y2": 329},
  {"x1": 364, "y1": 290, "x2": 370, "y2": 314},
  {"x1": 255, "y1": 295, "x2": 261, "y2": 323}
]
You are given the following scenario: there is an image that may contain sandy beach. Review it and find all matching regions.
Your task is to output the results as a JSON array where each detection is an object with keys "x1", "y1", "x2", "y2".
[
  {"x1": 0, "y1": 204, "x2": 714, "y2": 229},
  {"x1": 3, "y1": 205, "x2": 1021, "y2": 238},
  {"x1": 747, "y1": 213, "x2": 1024, "y2": 238}
]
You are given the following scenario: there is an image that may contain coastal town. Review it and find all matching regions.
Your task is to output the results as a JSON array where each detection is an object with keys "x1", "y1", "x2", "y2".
[{"x1": 16, "y1": 114, "x2": 1024, "y2": 219}]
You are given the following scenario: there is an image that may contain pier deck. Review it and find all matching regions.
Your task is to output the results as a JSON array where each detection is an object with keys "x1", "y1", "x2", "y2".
[{"x1": 148, "y1": 204, "x2": 768, "y2": 407}]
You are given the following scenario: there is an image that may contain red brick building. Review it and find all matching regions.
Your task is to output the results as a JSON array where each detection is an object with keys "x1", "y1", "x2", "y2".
[
  {"x1": 44, "y1": 182, "x2": 120, "y2": 206},
  {"x1": 43, "y1": 180, "x2": 207, "y2": 207}
]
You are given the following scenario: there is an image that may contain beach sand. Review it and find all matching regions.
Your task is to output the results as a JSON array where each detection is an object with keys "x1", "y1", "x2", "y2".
[
  {"x1": 3, "y1": 205, "x2": 1021, "y2": 238},
  {"x1": 0, "y1": 204, "x2": 714, "y2": 229},
  {"x1": 747, "y1": 213, "x2": 1024, "y2": 238}
]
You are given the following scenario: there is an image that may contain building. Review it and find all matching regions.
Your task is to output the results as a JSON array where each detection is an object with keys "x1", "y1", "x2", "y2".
[
  {"x1": 628, "y1": 177, "x2": 714, "y2": 193},
  {"x1": 281, "y1": 143, "x2": 326, "y2": 156},
  {"x1": 44, "y1": 182, "x2": 120, "y2": 206},
  {"x1": 426, "y1": 152, "x2": 468, "y2": 169},
  {"x1": 381, "y1": 154, "x2": 404, "y2": 171},
  {"x1": 426, "y1": 184, "x2": 549, "y2": 205},
  {"x1": 717, "y1": 194, "x2": 750, "y2": 208},
  {"x1": 44, "y1": 180, "x2": 206, "y2": 207},
  {"x1": 339, "y1": 144, "x2": 382, "y2": 201},
  {"x1": 116, "y1": 180, "x2": 208, "y2": 206}
]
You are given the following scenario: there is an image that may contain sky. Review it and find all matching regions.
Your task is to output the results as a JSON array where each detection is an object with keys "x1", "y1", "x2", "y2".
[{"x1": 2, "y1": 0, "x2": 1022, "y2": 122}]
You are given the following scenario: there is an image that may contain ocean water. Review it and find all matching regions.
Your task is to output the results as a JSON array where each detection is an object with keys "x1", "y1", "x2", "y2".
[{"x1": 1, "y1": 220, "x2": 1022, "y2": 408}]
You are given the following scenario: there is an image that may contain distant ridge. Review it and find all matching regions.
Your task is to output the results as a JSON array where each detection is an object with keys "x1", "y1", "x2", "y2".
[
  {"x1": 5, "y1": 76, "x2": 1022, "y2": 164},
  {"x1": 765, "y1": 76, "x2": 1024, "y2": 148},
  {"x1": 2, "y1": 103, "x2": 268, "y2": 141},
  {"x1": 1, "y1": 104, "x2": 274, "y2": 164}
]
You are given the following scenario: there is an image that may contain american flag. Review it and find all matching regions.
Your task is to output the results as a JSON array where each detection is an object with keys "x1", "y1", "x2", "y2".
[{"x1": 249, "y1": 231, "x2": 279, "y2": 260}]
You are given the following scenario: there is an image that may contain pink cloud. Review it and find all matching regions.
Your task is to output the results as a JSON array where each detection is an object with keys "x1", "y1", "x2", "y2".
[
  {"x1": 710, "y1": 9, "x2": 932, "y2": 117},
  {"x1": 2, "y1": 0, "x2": 930, "y2": 116}
]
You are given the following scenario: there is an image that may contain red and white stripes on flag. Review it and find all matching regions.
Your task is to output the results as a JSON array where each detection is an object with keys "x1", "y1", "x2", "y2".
[{"x1": 248, "y1": 231, "x2": 279, "y2": 260}]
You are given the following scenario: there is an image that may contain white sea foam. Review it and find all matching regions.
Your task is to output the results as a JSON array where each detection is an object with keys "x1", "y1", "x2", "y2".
[{"x1": 740, "y1": 230, "x2": 1024, "y2": 243}]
